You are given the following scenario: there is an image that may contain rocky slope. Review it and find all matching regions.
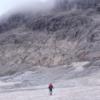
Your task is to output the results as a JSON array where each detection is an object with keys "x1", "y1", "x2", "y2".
[{"x1": 0, "y1": 0, "x2": 100, "y2": 75}]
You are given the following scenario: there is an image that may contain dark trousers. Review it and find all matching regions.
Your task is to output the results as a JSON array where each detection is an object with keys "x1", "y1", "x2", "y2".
[{"x1": 49, "y1": 88, "x2": 53, "y2": 95}]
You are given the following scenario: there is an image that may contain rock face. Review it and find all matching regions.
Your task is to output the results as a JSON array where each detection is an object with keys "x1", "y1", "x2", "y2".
[{"x1": 0, "y1": 0, "x2": 100, "y2": 75}]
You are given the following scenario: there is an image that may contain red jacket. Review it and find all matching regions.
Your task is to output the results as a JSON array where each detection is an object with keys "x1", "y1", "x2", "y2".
[{"x1": 48, "y1": 84, "x2": 53, "y2": 89}]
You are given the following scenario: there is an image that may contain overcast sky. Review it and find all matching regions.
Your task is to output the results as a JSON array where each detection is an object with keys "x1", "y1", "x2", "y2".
[{"x1": 0, "y1": 0, "x2": 55, "y2": 16}]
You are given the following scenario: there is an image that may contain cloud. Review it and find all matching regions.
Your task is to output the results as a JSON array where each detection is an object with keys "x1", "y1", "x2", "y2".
[{"x1": 0, "y1": 0, "x2": 55, "y2": 16}]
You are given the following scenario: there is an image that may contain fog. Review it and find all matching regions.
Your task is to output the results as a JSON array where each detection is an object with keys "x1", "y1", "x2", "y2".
[{"x1": 0, "y1": 0, "x2": 55, "y2": 16}]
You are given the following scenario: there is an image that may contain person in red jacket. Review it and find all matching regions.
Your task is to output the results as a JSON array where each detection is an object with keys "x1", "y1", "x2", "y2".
[{"x1": 48, "y1": 83, "x2": 54, "y2": 95}]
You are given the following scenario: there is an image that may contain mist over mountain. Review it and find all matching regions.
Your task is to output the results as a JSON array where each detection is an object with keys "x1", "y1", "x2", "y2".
[
  {"x1": 0, "y1": 0, "x2": 100, "y2": 76},
  {"x1": 55, "y1": 0, "x2": 100, "y2": 11}
]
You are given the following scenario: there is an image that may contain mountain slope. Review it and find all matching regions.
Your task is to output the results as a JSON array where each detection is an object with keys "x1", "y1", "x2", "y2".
[{"x1": 0, "y1": 1, "x2": 100, "y2": 75}]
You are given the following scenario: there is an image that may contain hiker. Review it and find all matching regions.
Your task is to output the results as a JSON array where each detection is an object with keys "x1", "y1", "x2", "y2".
[{"x1": 48, "y1": 83, "x2": 54, "y2": 95}]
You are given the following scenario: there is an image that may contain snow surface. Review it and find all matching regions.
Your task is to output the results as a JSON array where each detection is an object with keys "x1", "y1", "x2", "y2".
[
  {"x1": 0, "y1": 86, "x2": 100, "y2": 100},
  {"x1": 0, "y1": 61, "x2": 99, "y2": 100}
]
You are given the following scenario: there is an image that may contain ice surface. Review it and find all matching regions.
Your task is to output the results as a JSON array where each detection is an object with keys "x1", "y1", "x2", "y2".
[
  {"x1": 0, "y1": 61, "x2": 99, "y2": 100},
  {"x1": 0, "y1": 86, "x2": 100, "y2": 100}
]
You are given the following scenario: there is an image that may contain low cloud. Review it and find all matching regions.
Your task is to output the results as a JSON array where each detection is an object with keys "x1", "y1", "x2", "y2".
[{"x1": 0, "y1": 0, "x2": 55, "y2": 16}]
